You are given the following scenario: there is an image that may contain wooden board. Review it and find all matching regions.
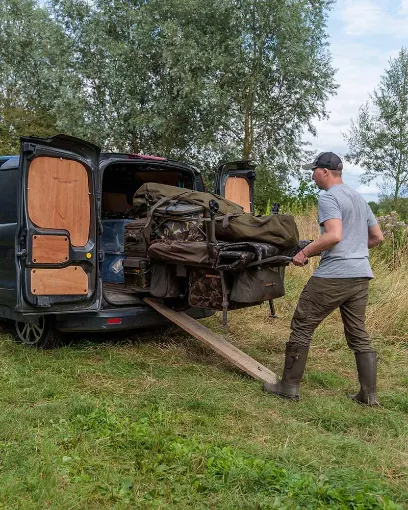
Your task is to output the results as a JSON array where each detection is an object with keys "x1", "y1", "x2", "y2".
[
  {"x1": 144, "y1": 297, "x2": 278, "y2": 384},
  {"x1": 225, "y1": 177, "x2": 251, "y2": 213},
  {"x1": 27, "y1": 156, "x2": 90, "y2": 247},
  {"x1": 31, "y1": 266, "x2": 88, "y2": 295},
  {"x1": 32, "y1": 235, "x2": 69, "y2": 264}
]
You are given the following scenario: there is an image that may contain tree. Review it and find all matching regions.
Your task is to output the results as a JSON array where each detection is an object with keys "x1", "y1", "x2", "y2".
[
  {"x1": 345, "y1": 48, "x2": 408, "y2": 203},
  {"x1": 0, "y1": 0, "x2": 68, "y2": 152},
  {"x1": 49, "y1": 0, "x2": 336, "y2": 172},
  {"x1": 2, "y1": 0, "x2": 337, "y2": 189},
  {"x1": 217, "y1": 0, "x2": 337, "y2": 165},
  {"x1": 49, "y1": 0, "x2": 236, "y2": 156}
]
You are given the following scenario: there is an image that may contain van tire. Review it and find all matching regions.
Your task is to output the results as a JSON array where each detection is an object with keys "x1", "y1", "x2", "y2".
[{"x1": 14, "y1": 316, "x2": 61, "y2": 349}]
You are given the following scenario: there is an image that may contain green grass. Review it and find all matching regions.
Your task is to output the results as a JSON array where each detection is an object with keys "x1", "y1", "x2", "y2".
[{"x1": 0, "y1": 270, "x2": 407, "y2": 508}]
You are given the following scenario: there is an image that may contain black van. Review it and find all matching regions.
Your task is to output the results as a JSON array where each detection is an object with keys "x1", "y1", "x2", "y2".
[{"x1": 0, "y1": 135, "x2": 255, "y2": 348}]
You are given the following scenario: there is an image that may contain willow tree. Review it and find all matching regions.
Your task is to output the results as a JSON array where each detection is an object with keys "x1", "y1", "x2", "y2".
[
  {"x1": 0, "y1": 0, "x2": 71, "y2": 152},
  {"x1": 220, "y1": 0, "x2": 337, "y2": 166},
  {"x1": 345, "y1": 48, "x2": 408, "y2": 202}
]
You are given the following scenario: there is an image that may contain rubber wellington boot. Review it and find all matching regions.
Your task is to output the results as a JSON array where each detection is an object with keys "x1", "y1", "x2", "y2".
[
  {"x1": 264, "y1": 343, "x2": 309, "y2": 400},
  {"x1": 350, "y1": 351, "x2": 380, "y2": 406}
]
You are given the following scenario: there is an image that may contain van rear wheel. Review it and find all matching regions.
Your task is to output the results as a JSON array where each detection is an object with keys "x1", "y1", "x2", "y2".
[{"x1": 14, "y1": 316, "x2": 61, "y2": 349}]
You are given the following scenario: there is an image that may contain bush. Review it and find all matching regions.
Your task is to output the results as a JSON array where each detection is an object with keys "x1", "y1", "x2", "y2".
[{"x1": 375, "y1": 211, "x2": 408, "y2": 269}]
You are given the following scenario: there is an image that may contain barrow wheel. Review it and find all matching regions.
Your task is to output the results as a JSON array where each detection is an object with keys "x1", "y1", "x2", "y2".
[{"x1": 14, "y1": 316, "x2": 61, "y2": 349}]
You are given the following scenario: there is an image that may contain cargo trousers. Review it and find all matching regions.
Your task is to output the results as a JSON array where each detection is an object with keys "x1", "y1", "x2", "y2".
[{"x1": 289, "y1": 276, "x2": 373, "y2": 353}]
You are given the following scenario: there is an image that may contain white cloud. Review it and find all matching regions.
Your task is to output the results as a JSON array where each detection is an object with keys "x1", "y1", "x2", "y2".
[
  {"x1": 305, "y1": 0, "x2": 407, "y2": 201},
  {"x1": 338, "y1": 0, "x2": 408, "y2": 38},
  {"x1": 356, "y1": 183, "x2": 381, "y2": 194}
]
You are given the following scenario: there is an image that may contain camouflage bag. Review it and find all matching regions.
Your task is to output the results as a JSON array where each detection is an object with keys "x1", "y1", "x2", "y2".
[
  {"x1": 153, "y1": 201, "x2": 205, "y2": 242},
  {"x1": 214, "y1": 242, "x2": 280, "y2": 271},
  {"x1": 188, "y1": 268, "x2": 226, "y2": 310}
]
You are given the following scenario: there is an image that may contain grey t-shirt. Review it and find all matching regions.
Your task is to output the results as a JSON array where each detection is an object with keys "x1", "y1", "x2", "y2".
[{"x1": 313, "y1": 184, "x2": 377, "y2": 278}]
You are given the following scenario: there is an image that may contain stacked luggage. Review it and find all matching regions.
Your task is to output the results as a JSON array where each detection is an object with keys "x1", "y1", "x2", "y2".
[{"x1": 120, "y1": 183, "x2": 304, "y2": 323}]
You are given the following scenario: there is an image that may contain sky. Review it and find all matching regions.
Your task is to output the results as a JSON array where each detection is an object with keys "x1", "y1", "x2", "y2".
[{"x1": 305, "y1": 0, "x2": 408, "y2": 202}]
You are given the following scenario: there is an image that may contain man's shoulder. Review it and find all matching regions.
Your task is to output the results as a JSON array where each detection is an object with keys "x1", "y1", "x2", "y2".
[{"x1": 325, "y1": 184, "x2": 363, "y2": 202}]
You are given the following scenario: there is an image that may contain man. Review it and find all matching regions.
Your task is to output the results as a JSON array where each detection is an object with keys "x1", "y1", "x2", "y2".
[{"x1": 264, "y1": 152, "x2": 384, "y2": 405}]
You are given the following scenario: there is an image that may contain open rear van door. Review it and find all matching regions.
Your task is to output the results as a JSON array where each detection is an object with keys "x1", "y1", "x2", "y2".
[
  {"x1": 214, "y1": 160, "x2": 256, "y2": 213},
  {"x1": 15, "y1": 135, "x2": 101, "y2": 313}
]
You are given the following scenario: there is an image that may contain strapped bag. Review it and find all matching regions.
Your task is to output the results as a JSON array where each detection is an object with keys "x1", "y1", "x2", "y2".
[
  {"x1": 215, "y1": 213, "x2": 299, "y2": 249},
  {"x1": 148, "y1": 241, "x2": 211, "y2": 265},
  {"x1": 230, "y1": 267, "x2": 285, "y2": 304},
  {"x1": 133, "y1": 183, "x2": 244, "y2": 217}
]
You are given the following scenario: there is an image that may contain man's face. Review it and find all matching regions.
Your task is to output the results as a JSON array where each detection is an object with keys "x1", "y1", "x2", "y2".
[{"x1": 312, "y1": 167, "x2": 327, "y2": 190}]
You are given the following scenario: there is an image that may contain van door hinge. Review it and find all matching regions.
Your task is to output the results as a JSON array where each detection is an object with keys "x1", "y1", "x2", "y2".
[
  {"x1": 98, "y1": 250, "x2": 105, "y2": 261},
  {"x1": 23, "y1": 142, "x2": 36, "y2": 154},
  {"x1": 16, "y1": 249, "x2": 27, "y2": 259}
]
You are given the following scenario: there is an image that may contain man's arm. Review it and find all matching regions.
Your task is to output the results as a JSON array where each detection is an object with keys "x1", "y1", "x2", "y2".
[
  {"x1": 368, "y1": 224, "x2": 384, "y2": 248},
  {"x1": 293, "y1": 219, "x2": 342, "y2": 266}
]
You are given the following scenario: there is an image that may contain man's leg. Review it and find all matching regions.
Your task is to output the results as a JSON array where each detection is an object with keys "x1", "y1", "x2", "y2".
[
  {"x1": 264, "y1": 277, "x2": 340, "y2": 400},
  {"x1": 339, "y1": 279, "x2": 379, "y2": 406}
]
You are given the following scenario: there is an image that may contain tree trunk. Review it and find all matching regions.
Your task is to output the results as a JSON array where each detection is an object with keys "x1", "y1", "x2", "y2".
[
  {"x1": 243, "y1": 98, "x2": 253, "y2": 160},
  {"x1": 131, "y1": 133, "x2": 139, "y2": 154}
]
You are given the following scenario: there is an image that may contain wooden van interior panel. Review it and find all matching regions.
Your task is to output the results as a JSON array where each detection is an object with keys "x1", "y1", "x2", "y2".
[
  {"x1": 224, "y1": 177, "x2": 251, "y2": 213},
  {"x1": 27, "y1": 156, "x2": 90, "y2": 247},
  {"x1": 32, "y1": 235, "x2": 69, "y2": 264},
  {"x1": 31, "y1": 266, "x2": 88, "y2": 295}
]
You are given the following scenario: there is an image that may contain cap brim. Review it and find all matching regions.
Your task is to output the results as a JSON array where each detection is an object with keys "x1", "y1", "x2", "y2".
[{"x1": 302, "y1": 163, "x2": 317, "y2": 170}]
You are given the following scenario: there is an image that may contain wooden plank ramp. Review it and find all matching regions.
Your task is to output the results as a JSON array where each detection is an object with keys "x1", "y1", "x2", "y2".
[{"x1": 144, "y1": 297, "x2": 278, "y2": 384}]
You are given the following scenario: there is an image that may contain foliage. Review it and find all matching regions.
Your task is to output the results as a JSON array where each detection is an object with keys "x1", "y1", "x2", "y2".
[
  {"x1": 203, "y1": 0, "x2": 338, "y2": 166},
  {"x1": 374, "y1": 196, "x2": 408, "y2": 221},
  {"x1": 0, "y1": 0, "x2": 68, "y2": 152},
  {"x1": 368, "y1": 200, "x2": 380, "y2": 215},
  {"x1": 375, "y1": 211, "x2": 408, "y2": 269},
  {"x1": 1, "y1": 0, "x2": 337, "y2": 187},
  {"x1": 255, "y1": 171, "x2": 319, "y2": 215},
  {"x1": 345, "y1": 48, "x2": 408, "y2": 201}
]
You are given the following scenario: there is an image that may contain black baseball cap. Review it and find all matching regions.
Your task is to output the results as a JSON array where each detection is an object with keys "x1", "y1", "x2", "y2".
[{"x1": 302, "y1": 152, "x2": 343, "y2": 171}]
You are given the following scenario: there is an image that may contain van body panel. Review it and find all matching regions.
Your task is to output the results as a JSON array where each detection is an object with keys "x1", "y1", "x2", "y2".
[
  {"x1": 0, "y1": 161, "x2": 19, "y2": 306},
  {"x1": 15, "y1": 135, "x2": 101, "y2": 313}
]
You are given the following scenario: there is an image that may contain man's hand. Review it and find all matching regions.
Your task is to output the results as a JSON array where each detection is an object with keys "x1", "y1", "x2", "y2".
[
  {"x1": 368, "y1": 224, "x2": 384, "y2": 248},
  {"x1": 293, "y1": 250, "x2": 308, "y2": 266}
]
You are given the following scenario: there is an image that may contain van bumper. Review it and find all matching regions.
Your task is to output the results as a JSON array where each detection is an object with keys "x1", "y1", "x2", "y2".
[{"x1": 55, "y1": 305, "x2": 214, "y2": 333}]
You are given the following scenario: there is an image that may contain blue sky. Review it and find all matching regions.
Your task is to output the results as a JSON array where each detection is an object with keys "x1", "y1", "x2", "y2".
[{"x1": 305, "y1": 0, "x2": 408, "y2": 202}]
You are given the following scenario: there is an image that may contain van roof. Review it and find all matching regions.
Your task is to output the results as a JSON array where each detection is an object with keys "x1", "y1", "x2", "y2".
[{"x1": 0, "y1": 153, "x2": 202, "y2": 174}]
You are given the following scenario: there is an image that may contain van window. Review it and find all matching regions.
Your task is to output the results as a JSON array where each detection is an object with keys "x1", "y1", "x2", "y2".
[{"x1": 0, "y1": 169, "x2": 18, "y2": 223}]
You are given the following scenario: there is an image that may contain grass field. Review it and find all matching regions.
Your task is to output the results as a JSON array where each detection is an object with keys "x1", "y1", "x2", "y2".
[{"x1": 0, "y1": 214, "x2": 407, "y2": 509}]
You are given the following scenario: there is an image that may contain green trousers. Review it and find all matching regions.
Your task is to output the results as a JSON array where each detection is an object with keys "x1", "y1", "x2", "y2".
[{"x1": 290, "y1": 276, "x2": 373, "y2": 353}]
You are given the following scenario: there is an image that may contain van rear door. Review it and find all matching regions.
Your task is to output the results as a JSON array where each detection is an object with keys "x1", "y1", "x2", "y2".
[
  {"x1": 16, "y1": 134, "x2": 101, "y2": 313},
  {"x1": 214, "y1": 160, "x2": 256, "y2": 213}
]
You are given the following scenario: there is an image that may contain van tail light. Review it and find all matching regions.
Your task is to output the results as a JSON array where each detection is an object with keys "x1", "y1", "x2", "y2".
[{"x1": 106, "y1": 318, "x2": 122, "y2": 325}]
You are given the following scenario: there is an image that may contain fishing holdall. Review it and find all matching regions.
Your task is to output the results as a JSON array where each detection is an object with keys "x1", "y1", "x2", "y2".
[{"x1": 215, "y1": 213, "x2": 299, "y2": 249}]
